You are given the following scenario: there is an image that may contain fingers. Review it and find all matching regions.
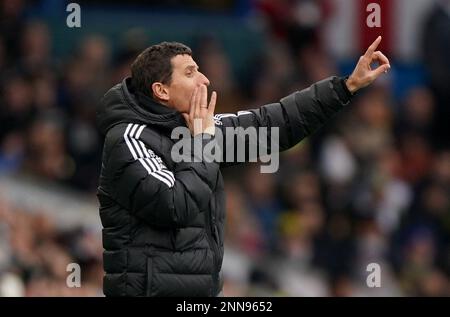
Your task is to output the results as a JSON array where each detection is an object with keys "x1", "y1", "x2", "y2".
[
  {"x1": 364, "y1": 36, "x2": 382, "y2": 58},
  {"x1": 187, "y1": 85, "x2": 216, "y2": 135},
  {"x1": 192, "y1": 84, "x2": 215, "y2": 116},
  {"x1": 371, "y1": 63, "x2": 391, "y2": 79},
  {"x1": 194, "y1": 86, "x2": 202, "y2": 134},
  {"x1": 200, "y1": 85, "x2": 207, "y2": 109},
  {"x1": 194, "y1": 86, "x2": 201, "y2": 118},
  {"x1": 372, "y1": 51, "x2": 390, "y2": 67},
  {"x1": 200, "y1": 85, "x2": 208, "y2": 118},
  {"x1": 371, "y1": 50, "x2": 391, "y2": 77},
  {"x1": 189, "y1": 87, "x2": 198, "y2": 121},
  {"x1": 208, "y1": 91, "x2": 217, "y2": 115}
]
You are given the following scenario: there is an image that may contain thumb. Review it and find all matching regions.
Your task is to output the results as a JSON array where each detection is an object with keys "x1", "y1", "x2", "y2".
[
  {"x1": 181, "y1": 113, "x2": 190, "y2": 125},
  {"x1": 371, "y1": 64, "x2": 390, "y2": 79}
]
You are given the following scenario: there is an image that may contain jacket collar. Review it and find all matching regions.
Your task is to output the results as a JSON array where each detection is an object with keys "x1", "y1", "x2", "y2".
[
  {"x1": 123, "y1": 77, "x2": 187, "y2": 133},
  {"x1": 136, "y1": 91, "x2": 177, "y2": 116}
]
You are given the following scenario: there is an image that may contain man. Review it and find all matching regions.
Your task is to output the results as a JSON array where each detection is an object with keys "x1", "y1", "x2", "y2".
[{"x1": 96, "y1": 37, "x2": 390, "y2": 297}]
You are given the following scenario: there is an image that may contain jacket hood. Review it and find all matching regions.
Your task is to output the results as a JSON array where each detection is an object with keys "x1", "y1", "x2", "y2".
[{"x1": 96, "y1": 77, "x2": 186, "y2": 136}]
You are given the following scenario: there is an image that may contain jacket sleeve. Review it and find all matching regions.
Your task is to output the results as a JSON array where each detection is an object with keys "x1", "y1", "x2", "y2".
[
  {"x1": 106, "y1": 124, "x2": 219, "y2": 229},
  {"x1": 214, "y1": 76, "x2": 353, "y2": 166}
]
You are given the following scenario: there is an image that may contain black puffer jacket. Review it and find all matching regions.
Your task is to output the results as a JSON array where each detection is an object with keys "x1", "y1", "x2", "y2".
[{"x1": 96, "y1": 76, "x2": 352, "y2": 297}]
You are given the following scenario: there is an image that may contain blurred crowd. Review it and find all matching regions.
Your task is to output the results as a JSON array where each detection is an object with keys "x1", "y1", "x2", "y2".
[
  {"x1": 0, "y1": 0, "x2": 449, "y2": 296},
  {"x1": 0, "y1": 198, "x2": 103, "y2": 296}
]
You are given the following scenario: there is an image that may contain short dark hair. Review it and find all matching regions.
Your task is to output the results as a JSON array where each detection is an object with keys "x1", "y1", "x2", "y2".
[{"x1": 130, "y1": 41, "x2": 192, "y2": 98}]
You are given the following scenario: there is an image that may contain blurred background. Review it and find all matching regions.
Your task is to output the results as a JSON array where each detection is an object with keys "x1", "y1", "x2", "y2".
[{"x1": 0, "y1": 0, "x2": 449, "y2": 297}]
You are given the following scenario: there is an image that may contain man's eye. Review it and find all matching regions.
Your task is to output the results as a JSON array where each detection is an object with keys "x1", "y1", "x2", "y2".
[{"x1": 186, "y1": 72, "x2": 193, "y2": 77}]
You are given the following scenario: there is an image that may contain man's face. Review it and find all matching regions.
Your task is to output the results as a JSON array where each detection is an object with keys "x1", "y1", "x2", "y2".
[{"x1": 165, "y1": 54, "x2": 210, "y2": 113}]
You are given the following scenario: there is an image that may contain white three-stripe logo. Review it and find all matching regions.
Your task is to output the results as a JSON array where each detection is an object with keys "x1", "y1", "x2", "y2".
[{"x1": 124, "y1": 123, "x2": 175, "y2": 188}]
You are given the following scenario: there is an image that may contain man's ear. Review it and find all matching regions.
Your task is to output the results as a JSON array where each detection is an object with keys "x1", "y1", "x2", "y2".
[{"x1": 151, "y1": 82, "x2": 169, "y2": 102}]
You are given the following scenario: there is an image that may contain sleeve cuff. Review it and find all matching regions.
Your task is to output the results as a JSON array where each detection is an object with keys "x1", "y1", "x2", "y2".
[{"x1": 333, "y1": 76, "x2": 354, "y2": 105}]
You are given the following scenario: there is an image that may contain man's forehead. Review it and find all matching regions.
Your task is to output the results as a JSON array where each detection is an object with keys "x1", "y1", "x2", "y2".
[{"x1": 172, "y1": 54, "x2": 197, "y2": 68}]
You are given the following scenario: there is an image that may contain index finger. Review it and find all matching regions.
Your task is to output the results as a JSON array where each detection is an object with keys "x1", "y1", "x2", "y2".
[
  {"x1": 190, "y1": 86, "x2": 198, "y2": 120},
  {"x1": 372, "y1": 51, "x2": 390, "y2": 66},
  {"x1": 208, "y1": 91, "x2": 217, "y2": 116},
  {"x1": 200, "y1": 85, "x2": 207, "y2": 110},
  {"x1": 364, "y1": 36, "x2": 382, "y2": 58}
]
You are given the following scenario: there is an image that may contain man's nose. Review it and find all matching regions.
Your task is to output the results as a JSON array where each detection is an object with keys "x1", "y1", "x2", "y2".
[{"x1": 199, "y1": 72, "x2": 210, "y2": 86}]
